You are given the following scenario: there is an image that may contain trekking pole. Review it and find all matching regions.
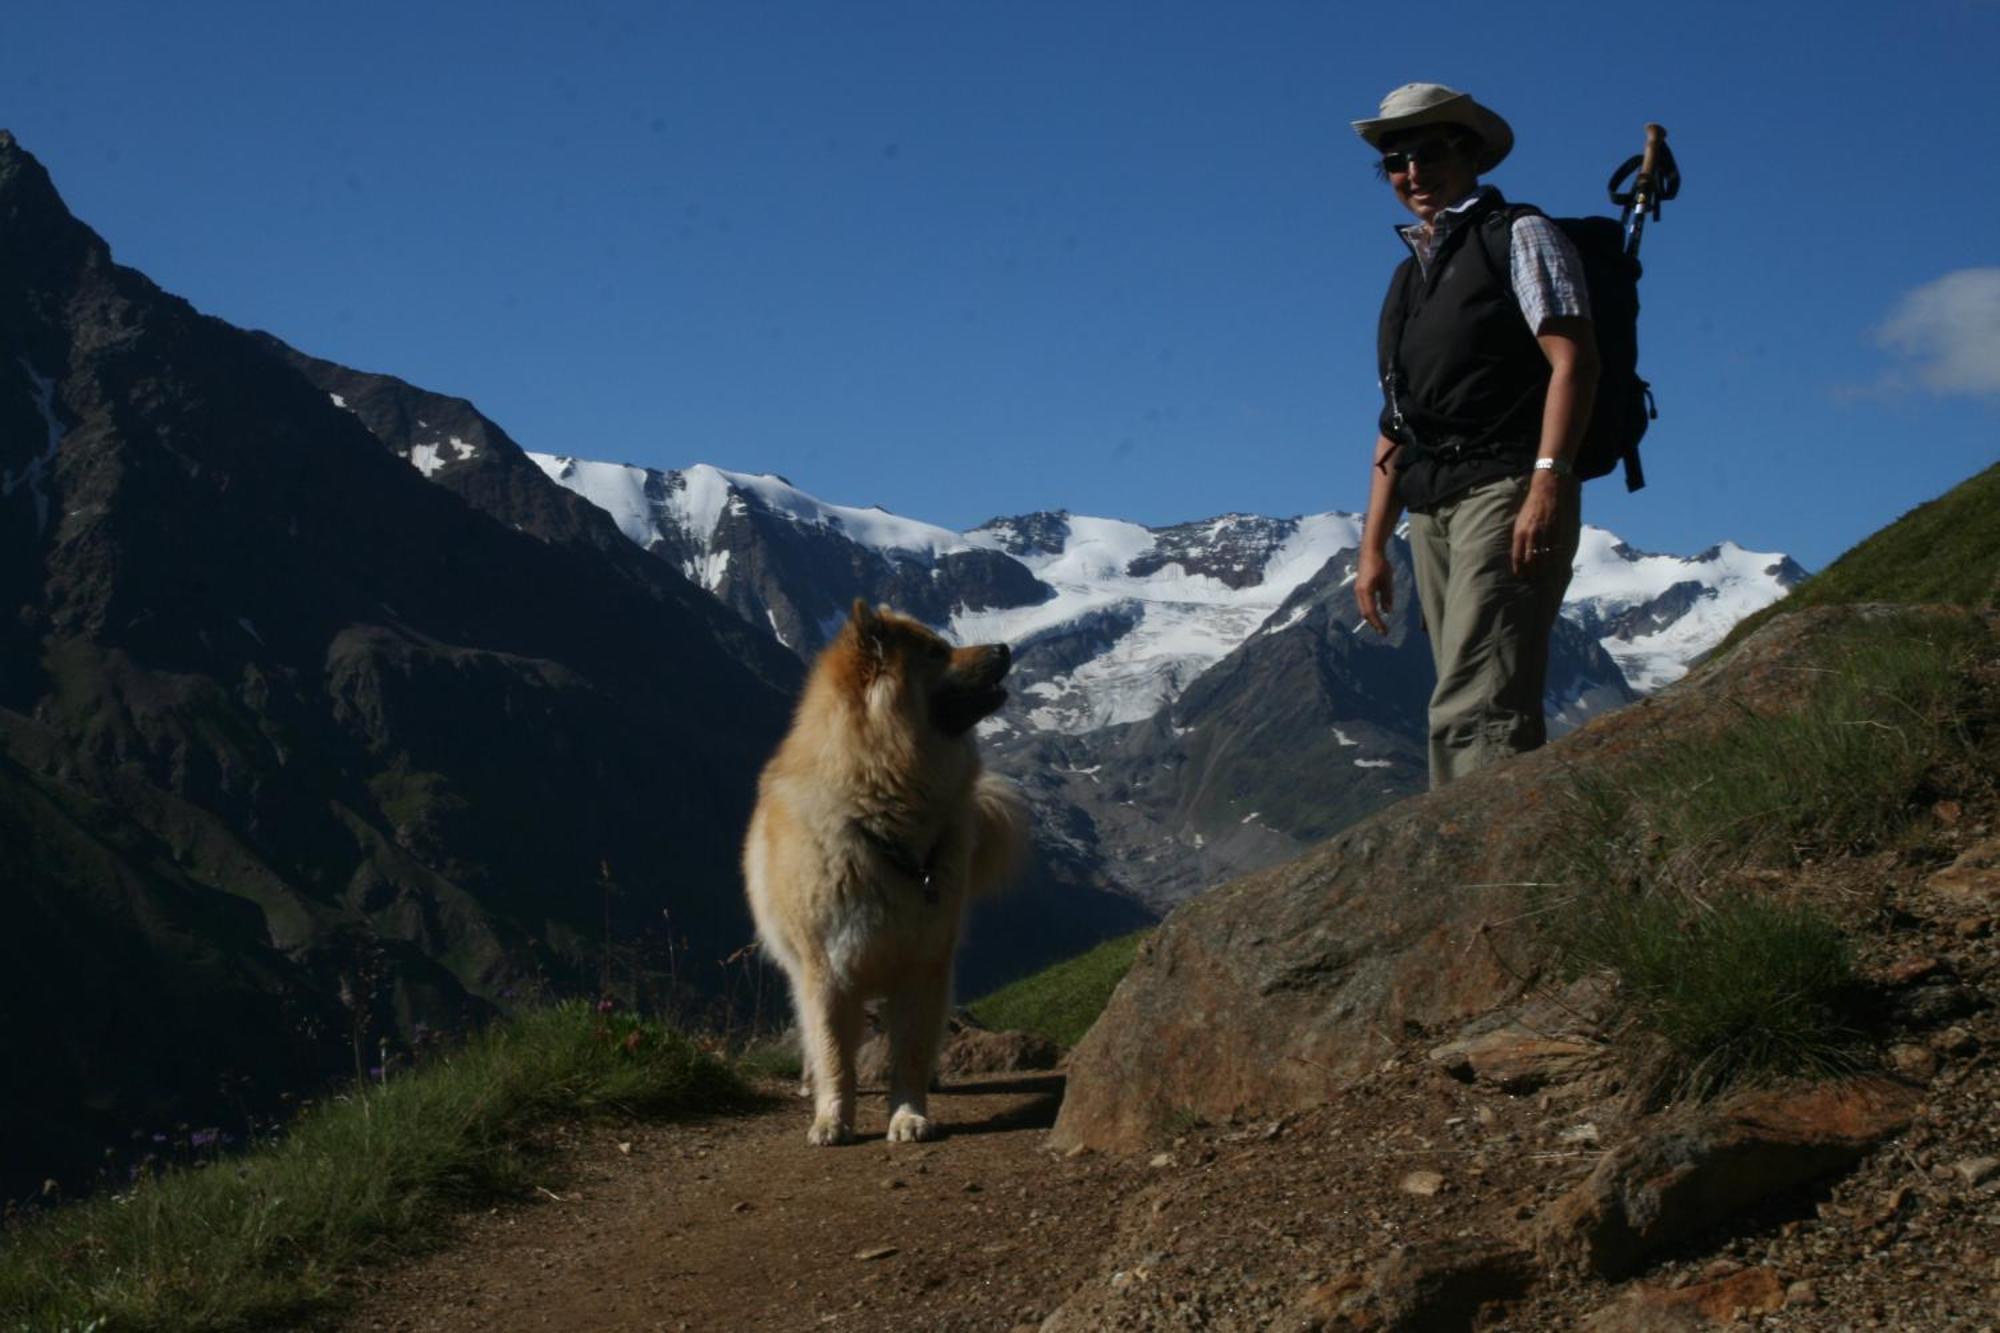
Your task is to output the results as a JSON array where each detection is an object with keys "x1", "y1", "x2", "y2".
[{"x1": 1608, "y1": 123, "x2": 1680, "y2": 259}]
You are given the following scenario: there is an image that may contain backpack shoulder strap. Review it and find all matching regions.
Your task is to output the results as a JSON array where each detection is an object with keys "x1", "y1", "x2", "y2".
[
  {"x1": 1377, "y1": 256, "x2": 1420, "y2": 448},
  {"x1": 1378, "y1": 255, "x2": 1417, "y2": 358},
  {"x1": 1475, "y1": 201, "x2": 1542, "y2": 296}
]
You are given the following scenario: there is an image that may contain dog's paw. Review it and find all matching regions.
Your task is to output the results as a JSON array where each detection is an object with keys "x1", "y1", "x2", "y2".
[
  {"x1": 805, "y1": 1116, "x2": 853, "y2": 1147},
  {"x1": 886, "y1": 1109, "x2": 938, "y2": 1143}
]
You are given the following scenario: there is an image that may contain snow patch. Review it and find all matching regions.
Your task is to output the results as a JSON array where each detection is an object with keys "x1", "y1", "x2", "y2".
[
  {"x1": 406, "y1": 437, "x2": 477, "y2": 478},
  {"x1": 526, "y1": 454, "x2": 660, "y2": 549},
  {"x1": 5, "y1": 359, "x2": 65, "y2": 535},
  {"x1": 662, "y1": 462, "x2": 970, "y2": 561},
  {"x1": 1262, "y1": 604, "x2": 1311, "y2": 635}
]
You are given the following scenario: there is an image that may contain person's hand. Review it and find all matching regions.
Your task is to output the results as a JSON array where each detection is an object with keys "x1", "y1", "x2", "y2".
[
  {"x1": 1355, "y1": 548, "x2": 1394, "y2": 634},
  {"x1": 1510, "y1": 472, "x2": 1571, "y2": 576}
]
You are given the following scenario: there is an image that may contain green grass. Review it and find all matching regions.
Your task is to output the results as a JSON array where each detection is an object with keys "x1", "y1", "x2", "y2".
[
  {"x1": 966, "y1": 930, "x2": 1151, "y2": 1048},
  {"x1": 1543, "y1": 610, "x2": 1990, "y2": 1093},
  {"x1": 732, "y1": 1032, "x2": 805, "y2": 1084},
  {"x1": 1564, "y1": 611, "x2": 1984, "y2": 887},
  {"x1": 1557, "y1": 890, "x2": 1861, "y2": 1097},
  {"x1": 0, "y1": 1002, "x2": 751, "y2": 1333},
  {"x1": 1716, "y1": 460, "x2": 2000, "y2": 657}
]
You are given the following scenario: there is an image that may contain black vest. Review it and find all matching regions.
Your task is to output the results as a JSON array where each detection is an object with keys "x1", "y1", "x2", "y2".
[{"x1": 1376, "y1": 190, "x2": 1548, "y2": 513}]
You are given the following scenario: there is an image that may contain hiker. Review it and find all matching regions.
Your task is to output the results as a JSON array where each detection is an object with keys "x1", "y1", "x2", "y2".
[{"x1": 1351, "y1": 82, "x2": 1601, "y2": 788}]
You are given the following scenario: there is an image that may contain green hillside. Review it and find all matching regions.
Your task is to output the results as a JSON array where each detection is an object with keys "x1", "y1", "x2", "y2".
[
  {"x1": 966, "y1": 930, "x2": 1150, "y2": 1048},
  {"x1": 1718, "y1": 461, "x2": 2000, "y2": 654}
]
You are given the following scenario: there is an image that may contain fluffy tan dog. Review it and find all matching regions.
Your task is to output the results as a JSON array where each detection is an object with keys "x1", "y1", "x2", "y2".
[{"x1": 744, "y1": 600, "x2": 1027, "y2": 1145}]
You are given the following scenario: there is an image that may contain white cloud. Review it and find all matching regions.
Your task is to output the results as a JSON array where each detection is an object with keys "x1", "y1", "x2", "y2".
[{"x1": 1874, "y1": 267, "x2": 2000, "y2": 397}]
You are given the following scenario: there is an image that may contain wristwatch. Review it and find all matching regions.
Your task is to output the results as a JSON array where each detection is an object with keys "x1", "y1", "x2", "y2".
[{"x1": 1532, "y1": 457, "x2": 1574, "y2": 477}]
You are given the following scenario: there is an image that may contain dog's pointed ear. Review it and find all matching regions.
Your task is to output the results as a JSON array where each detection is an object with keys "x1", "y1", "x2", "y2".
[{"x1": 850, "y1": 599, "x2": 885, "y2": 658}]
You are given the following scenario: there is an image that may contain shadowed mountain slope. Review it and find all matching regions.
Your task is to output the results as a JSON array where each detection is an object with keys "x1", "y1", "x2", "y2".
[{"x1": 0, "y1": 131, "x2": 798, "y2": 1194}]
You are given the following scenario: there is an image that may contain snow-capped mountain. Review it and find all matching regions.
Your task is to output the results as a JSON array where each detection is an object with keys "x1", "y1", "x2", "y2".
[
  {"x1": 529, "y1": 457, "x2": 1043, "y2": 654},
  {"x1": 956, "y1": 511, "x2": 1365, "y2": 733},
  {"x1": 1565, "y1": 529, "x2": 1810, "y2": 691},
  {"x1": 517, "y1": 454, "x2": 1801, "y2": 910},
  {"x1": 527, "y1": 454, "x2": 1802, "y2": 730}
]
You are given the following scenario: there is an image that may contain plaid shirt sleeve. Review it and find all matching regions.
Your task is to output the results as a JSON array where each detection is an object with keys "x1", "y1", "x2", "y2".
[{"x1": 1508, "y1": 214, "x2": 1591, "y2": 332}]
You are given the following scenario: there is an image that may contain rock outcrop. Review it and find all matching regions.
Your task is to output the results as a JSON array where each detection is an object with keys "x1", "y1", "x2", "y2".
[
  {"x1": 1048, "y1": 607, "x2": 1924, "y2": 1154},
  {"x1": 1535, "y1": 1076, "x2": 1922, "y2": 1279}
]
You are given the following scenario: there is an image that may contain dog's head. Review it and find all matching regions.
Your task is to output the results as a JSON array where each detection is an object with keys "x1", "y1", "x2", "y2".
[{"x1": 835, "y1": 599, "x2": 1011, "y2": 739}]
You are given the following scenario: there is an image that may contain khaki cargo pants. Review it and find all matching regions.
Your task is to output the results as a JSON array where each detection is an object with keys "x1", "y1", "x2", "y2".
[{"x1": 1408, "y1": 474, "x2": 1580, "y2": 788}]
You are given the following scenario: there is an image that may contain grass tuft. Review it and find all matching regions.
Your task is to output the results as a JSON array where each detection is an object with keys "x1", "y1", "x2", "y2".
[
  {"x1": 0, "y1": 1002, "x2": 750, "y2": 1333},
  {"x1": 1543, "y1": 611, "x2": 1988, "y2": 1094},
  {"x1": 965, "y1": 930, "x2": 1150, "y2": 1048},
  {"x1": 1559, "y1": 890, "x2": 1861, "y2": 1098},
  {"x1": 732, "y1": 1032, "x2": 805, "y2": 1084},
  {"x1": 1561, "y1": 612, "x2": 1982, "y2": 886}
]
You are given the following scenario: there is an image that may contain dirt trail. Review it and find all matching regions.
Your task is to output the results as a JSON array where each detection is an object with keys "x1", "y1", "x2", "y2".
[{"x1": 343, "y1": 1072, "x2": 1131, "y2": 1333}]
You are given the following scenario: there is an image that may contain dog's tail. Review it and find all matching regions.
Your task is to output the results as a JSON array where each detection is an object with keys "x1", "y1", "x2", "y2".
[{"x1": 967, "y1": 772, "x2": 1030, "y2": 897}]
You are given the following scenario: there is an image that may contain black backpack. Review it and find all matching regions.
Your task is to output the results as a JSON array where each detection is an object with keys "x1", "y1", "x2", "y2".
[{"x1": 1478, "y1": 206, "x2": 1651, "y2": 491}]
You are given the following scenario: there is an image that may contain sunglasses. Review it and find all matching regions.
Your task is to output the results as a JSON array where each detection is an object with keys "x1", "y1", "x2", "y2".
[{"x1": 1378, "y1": 139, "x2": 1463, "y2": 175}]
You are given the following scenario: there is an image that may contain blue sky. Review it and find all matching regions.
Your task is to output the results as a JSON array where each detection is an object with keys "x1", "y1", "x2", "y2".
[{"x1": 7, "y1": 1, "x2": 1996, "y2": 570}]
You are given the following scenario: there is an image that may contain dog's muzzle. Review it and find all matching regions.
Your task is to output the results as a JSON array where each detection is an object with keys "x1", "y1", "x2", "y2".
[{"x1": 932, "y1": 643, "x2": 1011, "y2": 736}]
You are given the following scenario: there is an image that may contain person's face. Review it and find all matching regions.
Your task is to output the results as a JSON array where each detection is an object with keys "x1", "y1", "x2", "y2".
[{"x1": 1381, "y1": 131, "x2": 1478, "y2": 224}]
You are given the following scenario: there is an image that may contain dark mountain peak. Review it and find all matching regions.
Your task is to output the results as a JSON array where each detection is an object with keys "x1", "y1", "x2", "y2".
[
  {"x1": 972, "y1": 510, "x2": 1072, "y2": 558},
  {"x1": 0, "y1": 127, "x2": 52, "y2": 192},
  {"x1": 1768, "y1": 555, "x2": 1809, "y2": 584},
  {"x1": 0, "y1": 132, "x2": 115, "y2": 301},
  {"x1": 1129, "y1": 513, "x2": 1301, "y2": 588}
]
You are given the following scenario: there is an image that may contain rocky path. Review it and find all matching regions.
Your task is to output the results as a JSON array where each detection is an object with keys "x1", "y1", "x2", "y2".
[{"x1": 342, "y1": 1071, "x2": 1133, "y2": 1333}]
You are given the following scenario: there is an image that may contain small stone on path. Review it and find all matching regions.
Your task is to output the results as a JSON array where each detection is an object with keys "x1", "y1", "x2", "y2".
[
  {"x1": 1400, "y1": 1169, "x2": 1446, "y2": 1196},
  {"x1": 1951, "y1": 1156, "x2": 1999, "y2": 1186}
]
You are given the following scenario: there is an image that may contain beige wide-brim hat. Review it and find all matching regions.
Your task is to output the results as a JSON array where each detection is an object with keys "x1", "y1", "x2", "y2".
[{"x1": 1352, "y1": 82, "x2": 1514, "y2": 174}]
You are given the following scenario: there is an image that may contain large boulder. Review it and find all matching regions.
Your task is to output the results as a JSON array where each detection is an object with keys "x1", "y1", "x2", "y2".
[{"x1": 1048, "y1": 608, "x2": 1906, "y2": 1153}]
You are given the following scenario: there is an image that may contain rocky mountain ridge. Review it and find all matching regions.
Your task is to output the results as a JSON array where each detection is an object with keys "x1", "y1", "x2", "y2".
[
  {"x1": 525, "y1": 455, "x2": 1800, "y2": 907},
  {"x1": 529, "y1": 456, "x2": 1803, "y2": 722}
]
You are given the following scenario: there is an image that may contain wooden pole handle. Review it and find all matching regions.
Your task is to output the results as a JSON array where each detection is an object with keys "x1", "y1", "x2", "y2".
[{"x1": 1639, "y1": 123, "x2": 1668, "y2": 185}]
